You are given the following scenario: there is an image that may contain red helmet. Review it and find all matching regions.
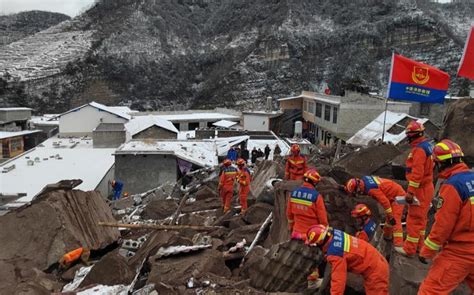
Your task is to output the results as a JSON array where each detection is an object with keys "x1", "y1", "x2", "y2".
[
  {"x1": 432, "y1": 139, "x2": 464, "y2": 163},
  {"x1": 223, "y1": 159, "x2": 232, "y2": 166},
  {"x1": 304, "y1": 169, "x2": 321, "y2": 184},
  {"x1": 306, "y1": 224, "x2": 330, "y2": 246},
  {"x1": 345, "y1": 178, "x2": 362, "y2": 194},
  {"x1": 290, "y1": 144, "x2": 300, "y2": 154},
  {"x1": 405, "y1": 120, "x2": 425, "y2": 137},
  {"x1": 351, "y1": 204, "x2": 371, "y2": 218},
  {"x1": 236, "y1": 158, "x2": 246, "y2": 166}
]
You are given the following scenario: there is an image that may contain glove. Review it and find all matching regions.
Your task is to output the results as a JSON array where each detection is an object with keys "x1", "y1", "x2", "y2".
[
  {"x1": 405, "y1": 192, "x2": 414, "y2": 204},
  {"x1": 389, "y1": 217, "x2": 396, "y2": 226},
  {"x1": 418, "y1": 256, "x2": 428, "y2": 264}
]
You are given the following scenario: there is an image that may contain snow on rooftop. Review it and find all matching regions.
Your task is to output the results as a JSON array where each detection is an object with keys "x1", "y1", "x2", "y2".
[
  {"x1": 0, "y1": 130, "x2": 41, "y2": 140},
  {"x1": 30, "y1": 116, "x2": 59, "y2": 126},
  {"x1": 108, "y1": 106, "x2": 138, "y2": 114},
  {"x1": 155, "y1": 112, "x2": 239, "y2": 122},
  {"x1": 346, "y1": 111, "x2": 429, "y2": 146},
  {"x1": 247, "y1": 139, "x2": 290, "y2": 159},
  {"x1": 0, "y1": 136, "x2": 115, "y2": 207},
  {"x1": 177, "y1": 130, "x2": 196, "y2": 140},
  {"x1": 57, "y1": 102, "x2": 131, "y2": 121},
  {"x1": 0, "y1": 107, "x2": 32, "y2": 111},
  {"x1": 212, "y1": 120, "x2": 238, "y2": 128},
  {"x1": 125, "y1": 115, "x2": 179, "y2": 136},
  {"x1": 116, "y1": 136, "x2": 250, "y2": 167}
]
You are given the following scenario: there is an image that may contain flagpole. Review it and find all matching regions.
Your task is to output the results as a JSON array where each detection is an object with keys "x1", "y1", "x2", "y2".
[{"x1": 383, "y1": 52, "x2": 395, "y2": 143}]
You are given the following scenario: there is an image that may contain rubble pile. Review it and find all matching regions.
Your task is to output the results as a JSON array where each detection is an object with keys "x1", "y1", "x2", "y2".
[{"x1": 0, "y1": 140, "x2": 462, "y2": 294}]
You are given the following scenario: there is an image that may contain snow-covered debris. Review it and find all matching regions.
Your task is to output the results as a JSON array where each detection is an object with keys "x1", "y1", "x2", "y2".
[
  {"x1": 154, "y1": 244, "x2": 212, "y2": 259},
  {"x1": 62, "y1": 266, "x2": 93, "y2": 292}
]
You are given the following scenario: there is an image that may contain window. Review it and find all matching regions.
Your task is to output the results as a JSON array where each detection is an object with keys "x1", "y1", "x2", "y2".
[
  {"x1": 324, "y1": 105, "x2": 331, "y2": 121},
  {"x1": 303, "y1": 101, "x2": 308, "y2": 112},
  {"x1": 420, "y1": 103, "x2": 430, "y2": 116},
  {"x1": 333, "y1": 107, "x2": 338, "y2": 124},
  {"x1": 315, "y1": 103, "x2": 322, "y2": 117},
  {"x1": 309, "y1": 102, "x2": 315, "y2": 114}
]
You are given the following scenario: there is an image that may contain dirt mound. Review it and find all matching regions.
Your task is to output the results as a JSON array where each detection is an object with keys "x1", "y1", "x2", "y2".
[
  {"x1": 440, "y1": 98, "x2": 474, "y2": 165},
  {"x1": 141, "y1": 198, "x2": 178, "y2": 220},
  {"x1": 333, "y1": 144, "x2": 402, "y2": 177},
  {"x1": 0, "y1": 187, "x2": 119, "y2": 271},
  {"x1": 241, "y1": 202, "x2": 273, "y2": 225},
  {"x1": 147, "y1": 249, "x2": 231, "y2": 287},
  {"x1": 80, "y1": 250, "x2": 136, "y2": 288},
  {"x1": 195, "y1": 185, "x2": 219, "y2": 201}
]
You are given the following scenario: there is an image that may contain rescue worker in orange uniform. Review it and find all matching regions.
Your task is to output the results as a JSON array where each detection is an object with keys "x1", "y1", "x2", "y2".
[
  {"x1": 59, "y1": 247, "x2": 90, "y2": 269},
  {"x1": 236, "y1": 158, "x2": 251, "y2": 214},
  {"x1": 396, "y1": 120, "x2": 435, "y2": 256},
  {"x1": 351, "y1": 204, "x2": 377, "y2": 243},
  {"x1": 287, "y1": 169, "x2": 328, "y2": 289},
  {"x1": 345, "y1": 176, "x2": 405, "y2": 246},
  {"x1": 306, "y1": 225, "x2": 389, "y2": 295},
  {"x1": 285, "y1": 144, "x2": 307, "y2": 181},
  {"x1": 418, "y1": 140, "x2": 474, "y2": 294},
  {"x1": 218, "y1": 159, "x2": 237, "y2": 213}
]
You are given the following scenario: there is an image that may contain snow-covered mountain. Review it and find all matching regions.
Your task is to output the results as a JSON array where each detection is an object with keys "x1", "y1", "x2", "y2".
[{"x1": 0, "y1": 0, "x2": 473, "y2": 113}]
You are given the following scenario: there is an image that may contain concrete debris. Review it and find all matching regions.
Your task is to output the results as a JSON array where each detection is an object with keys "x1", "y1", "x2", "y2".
[
  {"x1": 154, "y1": 244, "x2": 213, "y2": 259},
  {"x1": 62, "y1": 266, "x2": 93, "y2": 292},
  {"x1": 76, "y1": 284, "x2": 129, "y2": 295},
  {"x1": 140, "y1": 198, "x2": 178, "y2": 220}
]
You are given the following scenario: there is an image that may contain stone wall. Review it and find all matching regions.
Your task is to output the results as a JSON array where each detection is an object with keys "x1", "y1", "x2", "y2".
[{"x1": 132, "y1": 125, "x2": 176, "y2": 140}]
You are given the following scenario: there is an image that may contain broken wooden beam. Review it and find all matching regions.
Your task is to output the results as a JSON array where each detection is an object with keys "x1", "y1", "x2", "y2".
[{"x1": 98, "y1": 222, "x2": 223, "y2": 231}]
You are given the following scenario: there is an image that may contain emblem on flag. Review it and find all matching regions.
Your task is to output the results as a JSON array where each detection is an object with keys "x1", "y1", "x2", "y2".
[{"x1": 412, "y1": 66, "x2": 429, "y2": 85}]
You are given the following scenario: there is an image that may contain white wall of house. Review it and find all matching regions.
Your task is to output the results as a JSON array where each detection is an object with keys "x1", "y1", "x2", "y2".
[
  {"x1": 243, "y1": 114, "x2": 270, "y2": 131},
  {"x1": 59, "y1": 105, "x2": 128, "y2": 136}
]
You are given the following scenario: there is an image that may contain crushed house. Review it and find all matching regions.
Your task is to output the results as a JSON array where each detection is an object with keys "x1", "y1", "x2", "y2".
[
  {"x1": 0, "y1": 107, "x2": 33, "y2": 131},
  {"x1": 278, "y1": 91, "x2": 411, "y2": 145}
]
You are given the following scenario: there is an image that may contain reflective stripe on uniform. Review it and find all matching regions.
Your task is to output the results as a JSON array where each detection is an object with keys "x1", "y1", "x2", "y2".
[
  {"x1": 225, "y1": 171, "x2": 237, "y2": 175},
  {"x1": 408, "y1": 181, "x2": 420, "y2": 188},
  {"x1": 288, "y1": 219, "x2": 294, "y2": 224},
  {"x1": 424, "y1": 237, "x2": 441, "y2": 251},
  {"x1": 420, "y1": 230, "x2": 426, "y2": 236},
  {"x1": 393, "y1": 232, "x2": 403, "y2": 238},
  {"x1": 406, "y1": 235, "x2": 419, "y2": 243},
  {"x1": 471, "y1": 196, "x2": 474, "y2": 205},
  {"x1": 343, "y1": 233, "x2": 351, "y2": 252},
  {"x1": 385, "y1": 207, "x2": 393, "y2": 214},
  {"x1": 291, "y1": 198, "x2": 312, "y2": 206}
]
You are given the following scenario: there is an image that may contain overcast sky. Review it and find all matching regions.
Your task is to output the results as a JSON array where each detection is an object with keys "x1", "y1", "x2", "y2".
[
  {"x1": 0, "y1": 0, "x2": 453, "y2": 17},
  {"x1": 0, "y1": 0, "x2": 96, "y2": 17}
]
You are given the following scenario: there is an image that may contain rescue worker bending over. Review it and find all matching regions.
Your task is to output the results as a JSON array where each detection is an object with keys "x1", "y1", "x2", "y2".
[
  {"x1": 287, "y1": 169, "x2": 328, "y2": 289},
  {"x1": 59, "y1": 247, "x2": 90, "y2": 269},
  {"x1": 351, "y1": 204, "x2": 377, "y2": 243},
  {"x1": 306, "y1": 225, "x2": 389, "y2": 295},
  {"x1": 218, "y1": 159, "x2": 237, "y2": 213},
  {"x1": 345, "y1": 176, "x2": 404, "y2": 246},
  {"x1": 111, "y1": 180, "x2": 124, "y2": 201},
  {"x1": 418, "y1": 139, "x2": 474, "y2": 294},
  {"x1": 396, "y1": 120, "x2": 434, "y2": 256},
  {"x1": 285, "y1": 144, "x2": 307, "y2": 180},
  {"x1": 236, "y1": 158, "x2": 251, "y2": 214}
]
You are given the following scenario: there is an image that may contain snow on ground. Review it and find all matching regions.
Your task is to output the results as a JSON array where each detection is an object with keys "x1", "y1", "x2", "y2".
[
  {"x1": 0, "y1": 136, "x2": 115, "y2": 207},
  {"x1": 155, "y1": 112, "x2": 239, "y2": 122}
]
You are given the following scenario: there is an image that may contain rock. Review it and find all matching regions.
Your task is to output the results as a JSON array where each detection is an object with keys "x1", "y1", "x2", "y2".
[
  {"x1": 242, "y1": 202, "x2": 273, "y2": 225},
  {"x1": 440, "y1": 98, "x2": 474, "y2": 165},
  {"x1": 0, "y1": 185, "x2": 120, "y2": 272},
  {"x1": 333, "y1": 145, "x2": 402, "y2": 177},
  {"x1": 61, "y1": 264, "x2": 84, "y2": 281},
  {"x1": 389, "y1": 251, "x2": 469, "y2": 294},
  {"x1": 195, "y1": 186, "x2": 218, "y2": 201},
  {"x1": 147, "y1": 249, "x2": 231, "y2": 287},
  {"x1": 79, "y1": 250, "x2": 136, "y2": 288},
  {"x1": 141, "y1": 199, "x2": 179, "y2": 220},
  {"x1": 224, "y1": 224, "x2": 263, "y2": 247},
  {"x1": 249, "y1": 239, "x2": 323, "y2": 292}
]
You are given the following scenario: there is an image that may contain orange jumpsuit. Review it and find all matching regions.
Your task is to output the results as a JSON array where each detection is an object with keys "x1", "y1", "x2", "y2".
[
  {"x1": 285, "y1": 154, "x2": 307, "y2": 180},
  {"x1": 324, "y1": 229, "x2": 389, "y2": 295},
  {"x1": 287, "y1": 182, "x2": 328, "y2": 239},
  {"x1": 404, "y1": 136, "x2": 434, "y2": 255},
  {"x1": 219, "y1": 166, "x2": 237, "y2": 212},
  {"x1": 361, "y1": 176, "x2": 406, "y2": 246},
  {"x1": 237, "y1": 167, "x2": 251, "y2": 212},
  {"x1": 418, "y1": 163, "x2": 474, "y2": 294}
]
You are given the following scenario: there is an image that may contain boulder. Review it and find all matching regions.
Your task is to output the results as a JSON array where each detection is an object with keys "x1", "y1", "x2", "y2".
[
  {"x1": 0, "y1": 185, "x2": 120, "y2": 271},
  {"x1": 147, "y1": 249, "x2": 231, "y2": 287},
  {"x1": 141, "y1": 198, "x2": 178, "y2": 220},
  {"x1": 79, "y1": 250, "x2": 136, "y2": 288}
]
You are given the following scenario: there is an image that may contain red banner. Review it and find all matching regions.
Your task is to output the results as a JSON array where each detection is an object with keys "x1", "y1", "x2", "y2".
[{"x1": 458, "y1": 25, "x2": 474, "y2": 80}]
